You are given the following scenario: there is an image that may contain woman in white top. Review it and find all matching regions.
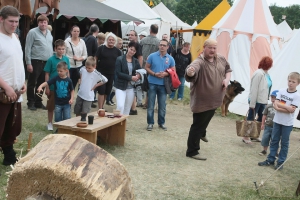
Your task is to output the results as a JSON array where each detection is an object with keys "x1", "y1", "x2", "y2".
[{"x1": 65, "y1": 25, "x2": 87, "y2": 88}]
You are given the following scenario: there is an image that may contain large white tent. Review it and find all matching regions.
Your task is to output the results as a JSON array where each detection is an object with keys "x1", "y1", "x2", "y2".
[
  {"x1": 210, "y1": 0, "x2": 281, "y2": 117},
  {"x1": 152, "y1": 2, "x2": 192, "y2": 30},
  {"x1": 269, "y1": 29, "x2": 300, "y2": 128},
  {"x1": 277, "y1": 20, "x2": 292, "y2": 42},
  {"x1": 101, "y1": 0, "x2": 170, "y2": 39}
]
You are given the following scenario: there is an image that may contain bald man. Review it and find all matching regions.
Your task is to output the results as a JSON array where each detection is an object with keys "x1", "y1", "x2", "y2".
[{"x1": 185, "y1": 38, "x2": 232, "y2": 160}]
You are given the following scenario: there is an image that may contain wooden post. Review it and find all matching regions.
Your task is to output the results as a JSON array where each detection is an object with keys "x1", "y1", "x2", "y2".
[{"x1": 27, "y1": 132, "x2": 33, "y2": 152}]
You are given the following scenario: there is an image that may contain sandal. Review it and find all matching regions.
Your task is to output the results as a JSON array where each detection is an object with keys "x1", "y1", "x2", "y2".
[{"x1": 242, "y1": 139, "x2": 252, "y2": 144}]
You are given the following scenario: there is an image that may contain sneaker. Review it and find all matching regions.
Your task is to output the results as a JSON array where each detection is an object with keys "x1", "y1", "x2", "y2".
[
  {"x1": 147, "y1": 124, "x2": 153, "y2": 131},
  {"x1": 93, "y1": 99, "x2": 98, "y2": 103},
  {"x1": 110, "y1": 100, "x2": 115, "y2": 105},
  {"x1": 47, "y1": 123, "x2": 53, "y2": 131},
  {"x1": 259, "y1": 150, "x2": 267, "y2": 156},
  {"x1": 106, "y1": 101, "x2": 114, "y2": 106},
  {"x1": 27, "y1": 105, "x2": 37, "y2": 111},
  {"x1": 35, "y1": 103, "x2": 46, "y2": 110},
  {"x1": 91, "y1": 102, "x2": 97, "y2": 108},
  {"x1": 275, "y1": 163, "x2": 283, "y2": 170},
  {"x1": 178, "y1": 98, "x2": 182, "y2": 101},
  {"x1": 200, "y1": 137, "x2": 208, "y2": 142},
  {"x1": 129, "y1": 109, "x2": 137, "y2": 115},
  {"x1": 158, "y1": 124, "x2": 167, "y2": 131},
  {"x1": 258, "y1": 160, "x2": 274, "y2": 166},
  {"x1": 136, "y1": 103, "x2": 143, "y2": 107}
]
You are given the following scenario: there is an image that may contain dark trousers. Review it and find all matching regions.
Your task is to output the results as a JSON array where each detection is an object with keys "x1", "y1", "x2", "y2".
[
  {"x1": 186, "y1": 109, "x2": 216, "y2": 157},
  {"x1": 27, "y1": 60, "x2": 46, "y2": 106},
  {"x1": 0, "y1": 103, "x2": 21, "y2": 148},
  {"x1": 69, "y1": 67, "x2": 81, "y2": 89}
]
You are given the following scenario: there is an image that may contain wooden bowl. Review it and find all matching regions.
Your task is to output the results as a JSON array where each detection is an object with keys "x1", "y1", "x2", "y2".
[{"x1": 76, "y1": 122, "x2": 88, "y2": 128}]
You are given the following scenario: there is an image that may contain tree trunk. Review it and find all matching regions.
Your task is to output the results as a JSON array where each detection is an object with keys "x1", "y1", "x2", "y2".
[{"x1": 7, "y1": 134, "x2": 134, "y2": 200}]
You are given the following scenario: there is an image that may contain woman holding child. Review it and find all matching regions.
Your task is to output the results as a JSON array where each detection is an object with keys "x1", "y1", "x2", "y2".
[
  {"x1": 114, "y1": 41, "x2": 142, "y2": 115},
  {"x1": 65, "y1": 25, "x2": 87, "y2": 89},
  {"x1": 243, "y1": 56, "x2": 273, "y2": 144}
]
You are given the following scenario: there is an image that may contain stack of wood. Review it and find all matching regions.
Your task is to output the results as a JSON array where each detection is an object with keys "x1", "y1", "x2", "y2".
[{"x1": 6, "y1": 134, "x2": 134, "y2": 200}]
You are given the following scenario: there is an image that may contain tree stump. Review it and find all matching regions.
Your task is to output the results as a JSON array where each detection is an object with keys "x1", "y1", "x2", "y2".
[{"x1": 6, "y1": 134, "x2": 134, "y2": 200}]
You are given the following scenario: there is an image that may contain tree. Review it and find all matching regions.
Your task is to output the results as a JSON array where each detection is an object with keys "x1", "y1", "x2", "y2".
[
  {"x1": 175, "y1": 0, "x2": 233, "y2": 25},
  {"x1": 270, "y1": 4, "x2": 300, "y2": 29},
  {"x1": 143, "y1": 0, "x2": 178, "y2": 13}
]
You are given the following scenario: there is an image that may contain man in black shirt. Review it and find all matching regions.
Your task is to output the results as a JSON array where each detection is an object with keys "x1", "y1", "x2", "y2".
[{"x1": 170, "y1": 42, "x2": 191, "y2": 101}]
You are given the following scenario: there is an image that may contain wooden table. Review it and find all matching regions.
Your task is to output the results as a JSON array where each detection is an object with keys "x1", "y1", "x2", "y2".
[{"x1": 53, "y1": 112, "x2": 128, "y2": 146}]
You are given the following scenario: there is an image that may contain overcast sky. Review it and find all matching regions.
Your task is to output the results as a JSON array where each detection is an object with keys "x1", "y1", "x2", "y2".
[{"x1": 266, "y1": 0, "x2": 299, "y2": 7}]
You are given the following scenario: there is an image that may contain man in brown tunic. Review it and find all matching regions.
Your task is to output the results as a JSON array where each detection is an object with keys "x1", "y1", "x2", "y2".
[{"x1": 185, "y1": 38, "x2": 232, "y2": 160}]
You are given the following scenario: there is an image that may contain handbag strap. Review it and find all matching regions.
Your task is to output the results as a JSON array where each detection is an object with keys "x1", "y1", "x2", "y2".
[{"x1": 68, "y1": 42, "x2": 76, "y2": 65}]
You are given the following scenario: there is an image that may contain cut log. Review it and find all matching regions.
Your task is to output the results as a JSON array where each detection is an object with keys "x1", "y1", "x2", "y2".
[{"x1": 7, "y1": 134, "x2": 134, "y2": 200}]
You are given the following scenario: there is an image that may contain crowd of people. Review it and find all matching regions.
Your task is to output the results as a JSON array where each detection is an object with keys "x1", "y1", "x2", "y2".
[{"x1": 1, "y1": 5, "x2": 300, "y2": 171}]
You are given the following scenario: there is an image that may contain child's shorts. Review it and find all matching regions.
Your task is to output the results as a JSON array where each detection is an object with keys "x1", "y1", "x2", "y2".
[
  {"x1": 74, "y1": 96, "x2": 92, "y2": 115},
  {"x1": 46, "y1": 91, "x2": 55, "y2": 111},
  {"x1": 261, "y1": 125, "x2": 273, "y2": 147}
]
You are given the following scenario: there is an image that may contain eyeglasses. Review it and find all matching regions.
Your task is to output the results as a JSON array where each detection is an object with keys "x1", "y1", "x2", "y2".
[{"x1": 159, "y1": 44, "x2": 167, "y2": 47}]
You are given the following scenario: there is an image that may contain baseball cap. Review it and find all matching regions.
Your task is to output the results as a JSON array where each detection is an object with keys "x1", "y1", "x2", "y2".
[
  {"x1": 271, "y1": 90, "x2": 279, "y2": 97},
  {"x1": 139, "y1": 31, "x2": 147, "y2": 37}
]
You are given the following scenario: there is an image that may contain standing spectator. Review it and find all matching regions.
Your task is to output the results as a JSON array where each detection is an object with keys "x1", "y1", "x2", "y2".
[
  {"x1": 44, "y1": 39, "x2": 70, "y2": 131},
  {"x1": 139, "y1": 31, "x2": 147, "y2": 41},
  {"x1": 116, "y1": 37, "x2": 123, "y2": 51},
  {"x1": 97, "y1": 32, "x2": 105, "y2": 46},
  {"x1": 37, "y1": 62, "x2": 74, "y2": 123},
  {"x1": 145, "y1": 39, "x2": 175, "y2": 131},
  {"x1": 65, "y1": 25, "x2": 87, "y2": 89},
  {"x1": 128, "y1": 30, "x2": 143, "y2": 115},
  {"x1": 114, "y1": 41, "x2": 142, "y2": 115},
  {"x1": 83, "y1": 24, "x2": 99, "y2": 108},
  {"x1": 243, "y1": 56, "x2": 273, "y2": 144},
  {"x1": 95, "y1": 32, "x2": 122, "y2": 109},
  {"x1": 140, "y1": 24, "x2": 160, "y2": 109},
  {"x1": 185, "y1": 39, "x2": 231, "y2": 160},
  {"x1": 258, "y1": 72, "x2": 300, "y2": 170},
  {"x1": 162, "y1": 34, "x2": 173, "y2": 55},
  {"x1": 0, "y1": 6, "x2": 27, "y2": 165},
  {"x1": 169, "y1": 42, "x2": 191, "y2": 101},
  {"x1": 25, "y1": 15, "x2": 53, "y2": 110}
]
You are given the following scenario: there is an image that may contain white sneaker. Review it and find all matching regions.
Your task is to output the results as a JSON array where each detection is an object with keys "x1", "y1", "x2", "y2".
[
  {"x1": 47, "y1": 123, "x2": 53, "y2": 131},
  {"x1": 178, "y1": 98, "x2": 182, "y2": 101}
]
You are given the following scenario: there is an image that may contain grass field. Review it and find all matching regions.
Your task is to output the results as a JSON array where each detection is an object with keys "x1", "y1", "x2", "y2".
[{"x1": 2, "y1": 87, "x2": 300, "y2": 199}]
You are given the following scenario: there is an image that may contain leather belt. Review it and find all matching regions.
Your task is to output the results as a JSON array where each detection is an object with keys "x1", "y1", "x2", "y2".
[{"x1": 31, "y1": 59, "x2": 47, "y2": 63}]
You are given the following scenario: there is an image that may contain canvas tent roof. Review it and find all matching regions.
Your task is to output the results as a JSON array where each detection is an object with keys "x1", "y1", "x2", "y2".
[
  {"x1": 269, "y1": 29, "x2": 300, "y2": 127},
  {"x1": 210, "y1": 0, "x2": 281, "y2": 118},
  {"x1": 277, "y1": 20, "x2": 292, "y2": 41},
  {"x1": 101, "y1": 0, "x2": 161, "y2": 21},
  {"x1": 152, "y1": 2, "x2": 192, "y2": 30},
  {"x1": 30, "y1": 0, "x2": 143, "y2": 23},
  {"x1": 195, "y1": 0, "x2": 230, "y2": 31}
]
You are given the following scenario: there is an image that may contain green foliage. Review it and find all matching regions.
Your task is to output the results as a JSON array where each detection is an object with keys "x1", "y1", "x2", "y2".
[
  {"x1": 175, "y1": 0, "x2": 232, "y2": 26},
  {"x1": 143, "y1": 0, "x2": 178, "y2": 13},
  {"x1": 270, "y1": 4, "x2": 300, "y2": 29}
]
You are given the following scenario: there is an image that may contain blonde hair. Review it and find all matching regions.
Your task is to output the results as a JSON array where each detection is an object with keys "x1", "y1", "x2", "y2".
[
  {"x1": 47, "y1": 25, "x2": 52, "y2": 32},
  {"x1": 85, "y1": 56, "x2": 96, "y2": 66},
  {"x1": 288, "y1": 72, "x2": 300, "y2": 83},
  {"x1": 97, "y1": 32, "x2": 105, "y2": 40},
  {"x1": 203, "y1": 38, "x2": 217, "y2": 47}
]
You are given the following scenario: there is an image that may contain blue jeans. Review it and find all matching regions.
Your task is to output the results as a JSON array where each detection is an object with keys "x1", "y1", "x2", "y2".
[
  {"x1": 261, "y1": 125, "x2": 273, "y2": 147},
  {"x1": 147, "y1": 83, "x2": 167, "y2": 125},
  {"x1": 169, "y1": 76, "x2": 185, "y2": 99},
  {"x1": 267, "y1": 122, "x2": 293, "y2": 165},
  {"x1": 55, "y1": 104, "x2": 71, "y2": 122},
  {"x1": 247, "y1": 103, "x2": 265, "y2": 122}
]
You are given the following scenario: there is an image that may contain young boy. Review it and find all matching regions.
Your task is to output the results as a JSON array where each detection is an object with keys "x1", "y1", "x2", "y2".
[
  {"x1": 258, "y1": 72, "x2": 300, "y2": 170},
  {"x1": 44, "y1": 39, "x2": 70, "y2": 131},
  {"x1": 38, "y1": 62, "x2": 74, "y2": 123},
  {"x1": 74, "y1": 56, "x2": 107, "y2": 120},
  {"x1": 259, "y1": 90, "x2": 278, "y2": 156}
]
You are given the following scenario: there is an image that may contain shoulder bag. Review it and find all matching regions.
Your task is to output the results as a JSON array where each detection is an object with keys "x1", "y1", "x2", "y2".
[{"x1": 236, "y1": 109, "x2": 261, "y2": 138}]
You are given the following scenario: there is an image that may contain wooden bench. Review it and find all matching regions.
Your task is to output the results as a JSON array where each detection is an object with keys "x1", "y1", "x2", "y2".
[{"x1": 53, "y1": 112, "x2": 128, "y2": 146}]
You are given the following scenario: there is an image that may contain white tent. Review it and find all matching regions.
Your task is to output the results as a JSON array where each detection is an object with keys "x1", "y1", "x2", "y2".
[
  {"x1": 277, "y1": 20, "x2": 292, "y2": 42},
  {"x1": 152, "y1": 2, "x2": 192, "y2": 30},
  {"x1": 102, "y1": 0, "x2": 170, "y2": 40},
  {"x1": 210, "y1": 0, "x2": 281, "y2": 117},
  {"x1": 269, "y1": 29, "x2": 300, "y2": 128},
  {"x1": 182, "y1": 21, "x2": 197, "y2": 43}
]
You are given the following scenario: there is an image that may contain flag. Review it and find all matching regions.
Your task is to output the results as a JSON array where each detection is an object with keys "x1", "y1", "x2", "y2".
[{"x1": 149, "y1": 0, "x2": 154, "y2": 7}]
